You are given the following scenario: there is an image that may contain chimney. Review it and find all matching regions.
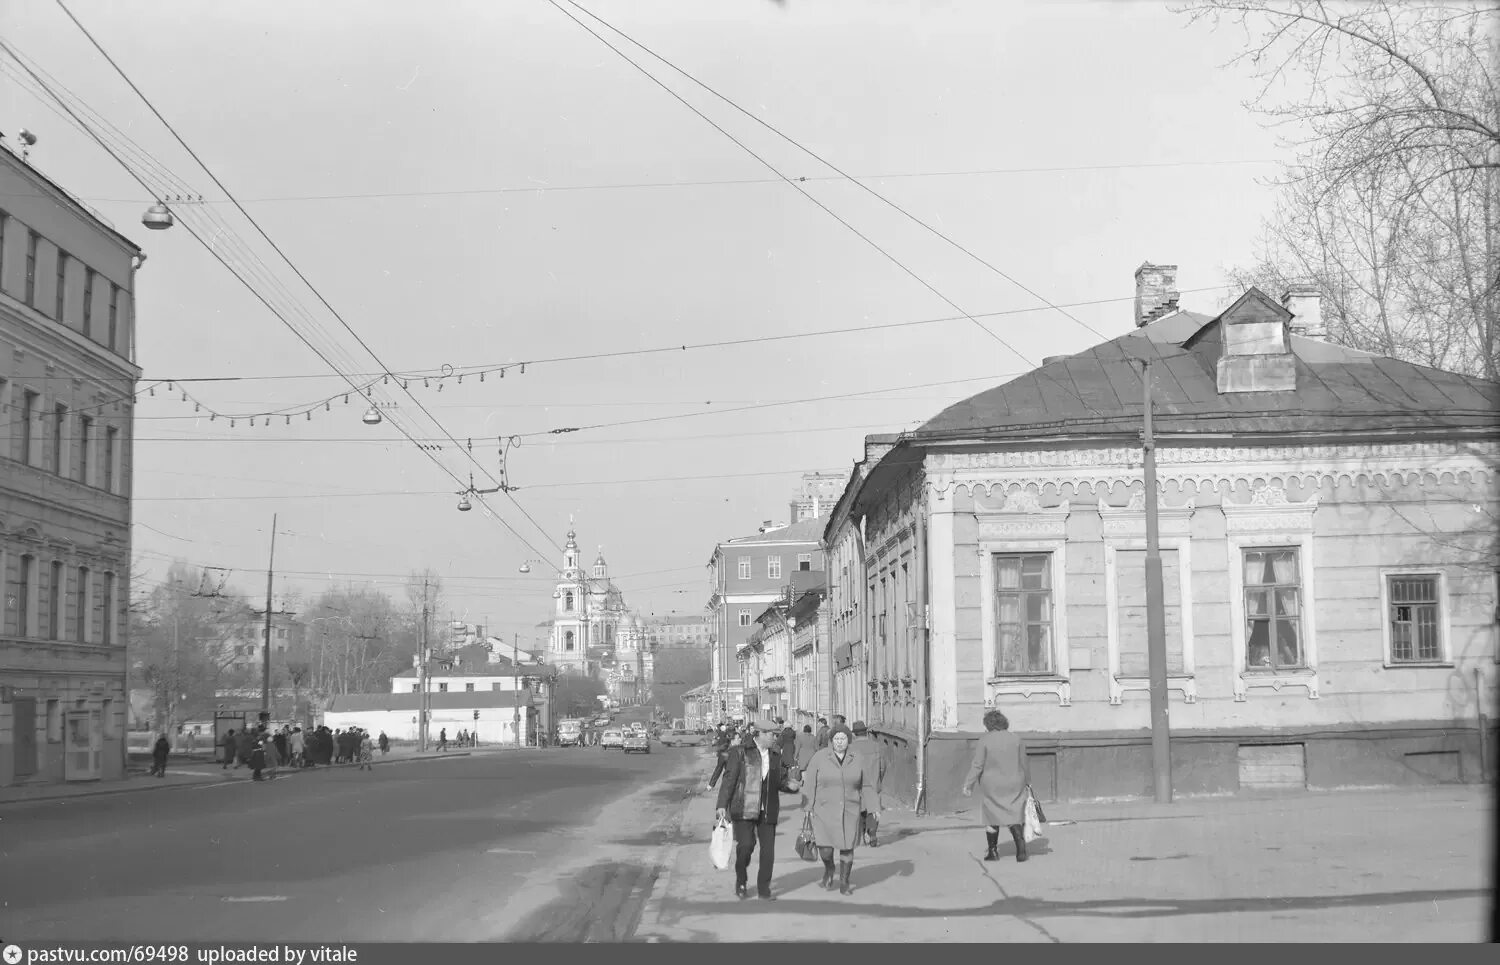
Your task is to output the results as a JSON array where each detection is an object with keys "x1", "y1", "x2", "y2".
[
  {"x1": 789, "y1": 501, "x2": 801, "y2": 523},
  {"x1": 1282, "y1": 287, "x2": 1326, "y2": 341},
  {"x1": 1134, "y1": 263, "x2": 1179, "y2": 327}
]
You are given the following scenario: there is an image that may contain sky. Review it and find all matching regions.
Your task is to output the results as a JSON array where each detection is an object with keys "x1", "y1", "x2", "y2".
[{"x1": 0, "y1": 0, "x2": 1294, "y2": 644}]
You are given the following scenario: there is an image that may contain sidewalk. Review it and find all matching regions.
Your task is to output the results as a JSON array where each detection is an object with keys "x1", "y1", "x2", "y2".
[
  {"x1": 639, "y1": 774, "x2": 1494, "y2": 943},
  {"x1": 0, "y1": 742, "x2": 518, "y2": 806}
]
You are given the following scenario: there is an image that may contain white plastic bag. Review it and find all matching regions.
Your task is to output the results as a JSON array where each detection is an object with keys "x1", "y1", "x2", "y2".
[
  {"x1": 709, "y1": 817, "x2": 733, "y2": 870},
  {"x1": 1022, "y1": 792, "x2": 1044, "y2": 843}
]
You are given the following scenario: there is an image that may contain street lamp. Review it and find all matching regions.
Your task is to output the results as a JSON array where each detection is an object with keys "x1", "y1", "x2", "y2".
[
  {"x1": 455, "y1": 473, "x2": 514, "y2": 513},
  {"x1": 517, "y1": 559, "x2": 550, "y2": 574}
]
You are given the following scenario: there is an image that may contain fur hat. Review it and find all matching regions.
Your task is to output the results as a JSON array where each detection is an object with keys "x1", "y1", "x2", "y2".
[{"x1": 852, "y1": 721, "x2": 869, "y2": 735}]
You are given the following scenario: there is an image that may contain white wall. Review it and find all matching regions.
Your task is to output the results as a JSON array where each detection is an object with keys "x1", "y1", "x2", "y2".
[{"x1": 322, "y1": 707, "x2": 532, "y2": 744}]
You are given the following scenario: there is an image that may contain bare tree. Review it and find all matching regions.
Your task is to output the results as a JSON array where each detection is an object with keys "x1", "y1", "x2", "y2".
[{"x1": 1185, "y1": 1, "x2": 1499, "y2": 377}]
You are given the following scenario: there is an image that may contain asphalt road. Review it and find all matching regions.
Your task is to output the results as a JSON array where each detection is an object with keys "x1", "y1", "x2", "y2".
[{"x1": 0, "y1": 741, "x2": 706, "y2": 943}]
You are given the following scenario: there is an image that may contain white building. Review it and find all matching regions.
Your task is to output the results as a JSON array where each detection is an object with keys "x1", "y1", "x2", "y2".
[{"x1": 323, "y1": 690, "x2": 537, "y2": 745}]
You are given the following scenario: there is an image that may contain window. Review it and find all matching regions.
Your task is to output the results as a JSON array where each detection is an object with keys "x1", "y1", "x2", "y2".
[
  {"x1": 768, "y1": 556, "x2": 782, "y2": 580},
  {"x1": 1244, "y1": 548, "x2": 1303, "y2": 669},
  {"x1": 104, "y1": 426, "x2": 118, "y2": 492},
  {"x1": 492, "y1": 682, "x2": 504, "y2": 691},
  {"x1": 565, "y1": 630, "x2": 575, "y2": 651},
  {"x1": 46, "y1": 699, "x2": 61, "y2": 742},
  {"x1": 82, "y1": 269, "x2": 94, "y2": 337},
  {"x1": 737, "y1": 556, "x2": 751, "y2": 580},
  {"x1": 25, "y1": 230, "x2": 39, "y2": 306},
  {"x1": 49, "y1": 561, "x2": 63, "y2": 640},
  {"x1": 993, "y1": 553, "x2": 1053, "y2": 675},
  {"x1": 78, "y1": 416, "x2": 92, "y2": 485},
  {"x1": 464, "y1": 682, "x2": 475, "y2": 692},
  {"x1": 0, "y1": 210, "x2": 6, "y2": 279},
  {"x1": 102, "y1": 572, "x2": 116, "y2": 645},
  {"x1": 18, "y1": 554, "x2": 35, "y2": 636},
  {"x1": 76, "y1": 566, "x2": 90, "y2": 642},
  {"x1": 798, "y1": 553, "x2": 812, "y2": 572},
  {"x1": 102, "y1": 697, "x2": 116, "y2": 739},
  {"x1": 564, "y1": 591, "x2": 574, "y2": 611},
  {"x1": 411, "y1": 684, "x2": 420, "y2": 693},
  {"x1": 52, "y1": 404, "x2": 66, "y2": 476},
  {"x1": 1114, "y1": 549, "x2": 1186, "y2": 675},
  {"x1": 438, "y1": 683, "x2": 449, "y2": 693},
  {"x1": 739, "y1": 610, "x2": 752, "y2": 627},
  {"x1": 108, "y1": 284, "x2": 120, "y2": 351},
  {"x1": 55, "y1": 250, "x2": 68, "y2": 320},
  {"x1": 1388, "y1": 574, "x2": 1443, "y2": 663},
  {"x1": 276, "y1": 628, "x2": 287, "y2": 639},
  {"x1": 21, "y1": 390, "x2": 37, "y2": 465}
]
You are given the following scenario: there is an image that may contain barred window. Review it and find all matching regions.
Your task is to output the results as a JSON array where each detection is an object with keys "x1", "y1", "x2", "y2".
[{"x1": 1389, "y1": 575, "x2": 1442, "y2": 663}]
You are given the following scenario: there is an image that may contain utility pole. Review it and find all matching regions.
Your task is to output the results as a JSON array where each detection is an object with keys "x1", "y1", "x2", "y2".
[
  {"x1": 262, "y1": 513, "x2": 277, "y2": 720},
  {"x1": 419, "y1": 579, "x2": 430, "y2": 752},
  {"x1": 513, "y1": 632, "x2": 522, "y2": 748},
  {"x1": 1141, "y1": 360, "x2": 1173, "y2": 803}
]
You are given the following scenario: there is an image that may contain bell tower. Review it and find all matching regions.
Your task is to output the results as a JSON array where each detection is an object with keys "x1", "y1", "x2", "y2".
[{"x1": 550, "y1": 518, "x2": 587, "y2": 673}]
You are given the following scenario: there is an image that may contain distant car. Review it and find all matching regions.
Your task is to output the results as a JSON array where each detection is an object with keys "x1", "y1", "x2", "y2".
[
  {"x1": 593, "y1": 716, "x2": 611, "y2": 727},
  {"x1": 622, "y1": 732, "x2": 650, "y2": 754},
  {"x1": 601, "y1": 729, "x2": 624, "y2": 749},
  {"x1": 658, "y1": 729, "x2": 705, "y2": 747}
]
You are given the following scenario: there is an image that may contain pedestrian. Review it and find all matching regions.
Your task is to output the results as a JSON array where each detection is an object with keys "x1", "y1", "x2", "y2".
[
  {"x1": 359, "y1": 731, "x2": 375, "y2": 771},
  {"x1": 150, "y1": 733, "x2": 170, "y2": 777},
  {"x1": 221, "y1": 729, "x2": 236, "y2": 769},
  {"x1": 290, "y1": 727, "x2": 305, "y2": 768},
  {"x1": 779, "y1": 724, "x2": 797, "y2": 764},
  {"x1": 438, "y1": 728, "x2": 448, "y2": 752},
  {"x1": 184, "y1": 728, "x2": 197, "y2": 756},
  {"x1": 378, "y1": 731, "x2": 390, "y2": 755},
  {"x1": 814, "y1": 716, "x2": 830, "y2": 749},
  {"x1": 849, "y1": 721, "x2": 887, "y2": 847},
  {"x1": 249, "y1": 739, "x2": 267, "y2": 782},
  {"x1": 962, "y1": 709, "x2": 1032, "y2": 862},
  {"x1": 714, "y1": 724, "x2": 795, "y2": 901},
  {"x1": 706, "y1": 726, "x2": 732, "y2": 790},
  {"x1": 803, "y1": 723, "x2": 878, "y2": 895}
]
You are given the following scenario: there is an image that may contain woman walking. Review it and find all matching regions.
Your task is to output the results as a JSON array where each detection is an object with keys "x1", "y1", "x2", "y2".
[
  {"x1": 962, "y1": 710, "x2": 1032, "y2": 862},
  {"x1": 150, "y1": 733, "x2": 171, "y2": 778},
  {"x1": 802, "y1": 724, "x2": 878, "y2": 895}
]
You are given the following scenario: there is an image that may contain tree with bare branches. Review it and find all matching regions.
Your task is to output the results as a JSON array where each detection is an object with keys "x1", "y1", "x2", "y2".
[{"x1": 1183, "y1": 1, "x2": 1499, "y2": 377}]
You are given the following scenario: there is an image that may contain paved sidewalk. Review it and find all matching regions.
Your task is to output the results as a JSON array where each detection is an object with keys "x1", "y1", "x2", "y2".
[
  {"x1": 0, "y1": 742, "x2": 520, "y2": 805},
  {"x1": 639, "y1": 769, "x2": 1493, "y2": 943}
]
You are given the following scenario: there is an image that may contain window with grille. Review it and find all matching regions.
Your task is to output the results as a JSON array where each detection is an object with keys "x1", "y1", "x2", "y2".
[
  {"x1": 1244, "y1": 548, "x2": 1303, "y2": 669},
  {"x1": 1389, "y1": 575, "x2": 1442, "y2": 663},
  {"x1": 993, "y1": 553, "x2": 1053, "y2": 675}
]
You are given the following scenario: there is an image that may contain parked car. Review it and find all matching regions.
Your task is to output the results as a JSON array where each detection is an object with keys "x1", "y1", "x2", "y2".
[
  {"x1": 622, "y1": 731, "x2": 650, "y2": 754},
  {"x1": 600, "y1": 729, "x2": 625, "y2": 749},
  {"x1": 657, "y1": 729, "x2": 706, "y2": 747}
]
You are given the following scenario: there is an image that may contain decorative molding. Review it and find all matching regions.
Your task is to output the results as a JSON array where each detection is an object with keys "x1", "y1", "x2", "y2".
[
  {"x1": 1098, "y1": 496, "x2": 1196, "y2": 539},
  {"x1": 1221, "y1": 485, "x2": 1319, "y2": 534},
  {"x1": 1234, "y1": 670, "x2": 1320, "y2": 701},
  {"x1": 986, "y1": 678, "x2": 1072, "y2": 707},
  {"x1": 1109, "y1": 675, "x2": 1198, "y2": 705},
  {"x1": 975, "y1": 494, "x2": 1072, "y2": 541}
]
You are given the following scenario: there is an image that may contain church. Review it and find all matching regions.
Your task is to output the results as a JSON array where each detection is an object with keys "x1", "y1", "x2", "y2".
[{"x1": 537, "y1": 523, "x2": 654, "y2": 703}]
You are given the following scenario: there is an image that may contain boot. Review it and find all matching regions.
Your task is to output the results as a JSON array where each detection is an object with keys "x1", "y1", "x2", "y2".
[
  {"x1": 1009, "y1": 825, "x2": 1028, "y2": 862},
  {"x1": 838, "y1": 860, "x2": 853, "y2": 895},
  {"x1": 820, "y1": 849, "x2": 836, "y2": 890},
  {"x1": 984, "y1": 829, "x2": 999, "y2": 861}
]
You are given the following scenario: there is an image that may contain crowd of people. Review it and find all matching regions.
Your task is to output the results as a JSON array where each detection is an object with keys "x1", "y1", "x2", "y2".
[
  {"x1": 706, "y1": 709, "x2": 1030, "y2": 901},
  {"x1": 214, "y1": 724, "x2": 387, "y2": 779}
]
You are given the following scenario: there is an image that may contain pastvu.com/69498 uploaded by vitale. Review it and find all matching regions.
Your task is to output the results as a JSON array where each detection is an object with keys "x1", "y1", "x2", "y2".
[{"x1": 3, "y1": 948, "x2": 357, "y2": 965}]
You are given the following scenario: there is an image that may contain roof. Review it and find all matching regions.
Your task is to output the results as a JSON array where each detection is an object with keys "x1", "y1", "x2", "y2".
[
  {"x1": 913, "y1": 294, "x2": 1499, "y2": 440},
  {"x1": 720, "y1": 516, "x2": 825, "y2": 547},
  {"x1": 680, "y1": 684, "x2": 711, "y2": 699},
  {"x1": 325, "y1": 691, "x2": 534, "y2": 713}
]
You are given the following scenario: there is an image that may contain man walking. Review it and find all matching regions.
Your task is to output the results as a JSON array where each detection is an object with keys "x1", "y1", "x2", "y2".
[{"x1": 715, "y1": 724, "x2": 793, "y2": 901}]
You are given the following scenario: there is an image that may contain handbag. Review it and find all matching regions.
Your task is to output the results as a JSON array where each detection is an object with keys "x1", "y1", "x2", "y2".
[
  {"x1": 794, "y1": 812, "x2": 818, "y2": 862},
  {"x1": 1022, "y1": 787, "x2": 1045, "y2": 843},
  {"x1": 709, "y1": 817, "x2": 733, "y2": 871}
]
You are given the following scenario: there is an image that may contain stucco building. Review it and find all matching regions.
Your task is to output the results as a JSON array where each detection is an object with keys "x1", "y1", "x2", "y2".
[
  {"x1": 0, "y1": 147, "x2": 142, "y2": 787},
  {"x1": 825, "y1": 265, "x2": 1499, "y2": 809}
]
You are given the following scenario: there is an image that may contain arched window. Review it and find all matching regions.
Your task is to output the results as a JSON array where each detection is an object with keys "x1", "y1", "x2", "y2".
[
  {"x1": 564, "y1": 591, "x2": 574, "y2": 611},
  {"x1": 565, "y1": 630, "x2": 575, "y2": 651}
]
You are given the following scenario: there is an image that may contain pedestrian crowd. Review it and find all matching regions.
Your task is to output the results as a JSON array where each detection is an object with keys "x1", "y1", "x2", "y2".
[
  {"x1": 706, "y1": 708, "x2": 1035, "y2": 901},
  {"x1": 213, "y1": 724, "x2": 388, "y2": 780}
]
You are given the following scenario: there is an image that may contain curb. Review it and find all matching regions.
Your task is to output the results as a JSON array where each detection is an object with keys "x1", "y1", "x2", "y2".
[
  {"x1": 636, "y1": 752, "x2": 713, "y2": 943},
  {"x1": 0, "y1": 749, "x2": 477, "y2": 806}
]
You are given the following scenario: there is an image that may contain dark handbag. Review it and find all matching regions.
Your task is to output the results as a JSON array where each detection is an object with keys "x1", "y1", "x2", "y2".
[{"x1": 794, "y1": 812, "x2": 817, "y2": 862}]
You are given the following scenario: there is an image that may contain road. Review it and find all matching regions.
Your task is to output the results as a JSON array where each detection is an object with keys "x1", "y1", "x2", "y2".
[{"x1": 0, "y1": 740, "x2": 707, "y2": 943}]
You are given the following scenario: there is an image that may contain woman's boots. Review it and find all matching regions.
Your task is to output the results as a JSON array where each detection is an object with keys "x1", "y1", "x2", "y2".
[
  {"x1": 838, "y1": 860, "x2": 854, "y2": 895},
  {"x1": 1009, "y1": 825, "x2": 1028, "y2": 862},
  {"x1": 984, "y1": 829, "x2": 1000, "y2": 861},
  {"x1": 820, "y1": 849, "x2": 836, "y2": 890}
]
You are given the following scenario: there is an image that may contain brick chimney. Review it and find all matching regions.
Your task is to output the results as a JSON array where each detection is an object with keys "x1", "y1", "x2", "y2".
[
  {"x1": 1134, "y1": 262, "x2": 1179, "y2": 327},
  {"x1": 1282, "y1": 286, "x2": 1327, "y2": 341}
]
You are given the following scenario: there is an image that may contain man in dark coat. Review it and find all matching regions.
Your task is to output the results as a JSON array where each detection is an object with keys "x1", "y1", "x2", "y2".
[
  {"x1": 714, "y1": 724, "x2": 795, "y2": 901},
  {"x1": 150, "y1": 734, "x2": 171, "y2": 777},
  {"x1": 221, "y1": 729, "x2": 236, "y2": 769},
  {"x1": 814, "y1": 716, "x2": 831, "y2": 749}
]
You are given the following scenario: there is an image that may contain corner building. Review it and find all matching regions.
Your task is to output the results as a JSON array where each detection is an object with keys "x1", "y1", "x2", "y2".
[{"x1": 0, "y1": 147, "x2": 142, "y2": 786}]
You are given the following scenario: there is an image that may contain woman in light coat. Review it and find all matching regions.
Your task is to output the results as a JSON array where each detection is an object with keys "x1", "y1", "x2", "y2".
[
  {"x1": 962, "y1": 709, "x2": 1031, "y2": 862},
  {"x1": 802, "y1": 725, "x2": 879, "y2": 895}
]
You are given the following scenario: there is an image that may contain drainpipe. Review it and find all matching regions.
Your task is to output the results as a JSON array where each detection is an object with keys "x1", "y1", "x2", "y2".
[
  {"x1": 853, "y1": 520, "x2": 869, "y2": 722},
  {"x1": 1478, "y1": 667, "x2": 1490, "y2": 784},
  {"x1": 915, "y1": 504, "x2": 930, "y2": 815}
]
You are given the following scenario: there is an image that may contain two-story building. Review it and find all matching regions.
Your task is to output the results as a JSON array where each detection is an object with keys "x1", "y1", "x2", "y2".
[
  {"x1": 1, "y1": 147, "x2": 142, "y2": 787},
  {"x1": 706, "y1": 517, "x2": 824, "y2": 722},
  {"x1": 826, "y1": 264, "x2": 1499, "y2": 809}
]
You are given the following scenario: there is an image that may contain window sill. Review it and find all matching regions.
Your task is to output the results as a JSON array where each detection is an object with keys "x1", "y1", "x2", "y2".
[
  {"x1": 1110, "y1": 674, "x2": 1197, "y2": 705},
  {"x1": 1234, "y1": 668, "x2": 1319, "y2": 701},
  {"x1": 1382, "y1": 661, "x2": 1453, "y2": 670},
  {"x1": 985, "y1": 676, "x2": 1071, "y2": 707}
]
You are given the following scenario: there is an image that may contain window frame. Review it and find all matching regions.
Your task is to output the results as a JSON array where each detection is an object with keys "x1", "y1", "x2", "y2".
[
  {"x1": 738, "y1": 610, "x2": 752, "y2": 627},
  {"x1": 108, "y1": 283, "x2": 120, "y2": 353},
  {"x1": 49, "y1": 559, "x2": 64, "y2": 641},
  {"x1": 20, "y1": 389, "x2": 38, "y2": 466},
  {"x1": 78, "y1": 414, "x2": 92, "y2": 485},
  {"x1": 1103, "y1": 536, "x2": 1198, "y2": 705},
  {"x1": 102, "y1": 571, "x2": 116, "y2": 646},
  {"x1": 25, "y1": 230, "x2": 39, "y2": 307},
  {"x1": 1380, "y1": 568, "x2": 1451, "y2": 667},
  {"x1": 82, "y1": 268, "x2": 94, "y2": 337},
  {"x1": 767, "y1": 555, "x2": 782, "y2": 580},
  {"x1": 798, "y1": 553, "x2": 812, "y2": 572},
  {"x1": 54, "y1": 249, "x2": 68, "y2": 321},
  {"x1": 979, "y1": 540, "x2": 1070, "y2": 682},
  {"x1": 18, "y1": 553, "x2": 36, "y2": 637},
  {"x1": 104, "y1": 425, "x2": 118, "y2": 493},
  {"x1": 52, "y1": 403, "x2": 66, "y2": 476},
  {"x1": 737, "y1": 556, "x2": 752, "y2": 580},
  {"x1": 1241, "y1": 546, "x2": 1308, "y2": 672},
  {"x1": 77, "y1": 565, "x2": 92, "y2": 643}
]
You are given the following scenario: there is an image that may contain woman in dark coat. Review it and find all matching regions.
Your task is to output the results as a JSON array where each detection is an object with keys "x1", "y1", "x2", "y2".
[
  {"x1": 150, "y1": 734, "x2": 170, "y2": 777},
  {"x1": 962, "y1": 709, "x2": 1032, "y2": 862},
  {"x1": 802, "y1": 724, "x2": 878, "y2": 894}
]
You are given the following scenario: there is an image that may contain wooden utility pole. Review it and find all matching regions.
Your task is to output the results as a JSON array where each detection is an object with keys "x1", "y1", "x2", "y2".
[
  {"x1": 1141, "y1": 361, "x2": 1173, "y2": 803},
  {"x1": 261, "y1": 513, "x2": 277, "y2": 720},
  {"x1": 419, "y1": 579, "x2": 430, "y2": 751}
]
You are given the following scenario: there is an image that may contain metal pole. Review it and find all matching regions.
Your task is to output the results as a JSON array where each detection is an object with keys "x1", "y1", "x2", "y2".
[
  {"x1": 514, "y1": 632, "x2": 522, "y2": 748},
  {"x1": 420, "y1": 579, "x2": 429, "y2": 752},
  {"x1": 1142, "y1": 360, "x2": 1173, "y2": 803},
  {"x1": 262, "y1": 513, "x2": 277, "y2": 719}
]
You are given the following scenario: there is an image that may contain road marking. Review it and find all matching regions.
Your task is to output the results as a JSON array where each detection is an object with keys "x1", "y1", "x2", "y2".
[{"x1": 222, "y1": 896, "x2": 287, "y2": 903}]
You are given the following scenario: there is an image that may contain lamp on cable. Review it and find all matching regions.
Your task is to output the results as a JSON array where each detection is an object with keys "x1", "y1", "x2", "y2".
[
  {"x1": 142, "y1": 201, "x2": 174, "y2": 230},
  {"x1": 361, "y1": 405, "x2": 382, "y2": 426},
  {"x1": 517, "y1": 559, "x2": 550, "y2": 575},
  {"x1": 454, "y1": 472, "x2": 510, "y2": 513}
]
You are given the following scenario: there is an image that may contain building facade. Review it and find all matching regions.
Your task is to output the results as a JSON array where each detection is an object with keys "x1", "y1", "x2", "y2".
[
  {"x1": 0, "y1": 148, "x2": 142, "y2": 787},
  {"x1": 827, "y1": 266, "x2": 1500, "y2": 810}
]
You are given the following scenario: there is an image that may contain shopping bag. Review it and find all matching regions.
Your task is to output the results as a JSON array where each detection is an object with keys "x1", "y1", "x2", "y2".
[
  {"x1": 794, "y1": 813, "x2": 818, "y2": 862},
  {"x1": 1022, "y1": 790, "x2": 1044, "y2": 843},
  {"x1": 709, "y1": 817, "x2": 733, "y2": 870}
]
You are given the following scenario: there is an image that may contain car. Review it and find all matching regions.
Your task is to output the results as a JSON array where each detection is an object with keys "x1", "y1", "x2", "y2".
[
  {"x1": 622, "y1": 732, "x2": 650, "y2": 754},
  {"x1": 593, "y1": 716, "x2": 611, "y2": 727},
  {"x1": 658, "y1": 729, "x2": 705, "y2": 747},
  {"x1": 600, "y1": 729, "x2": 624, "y2": 749}
]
